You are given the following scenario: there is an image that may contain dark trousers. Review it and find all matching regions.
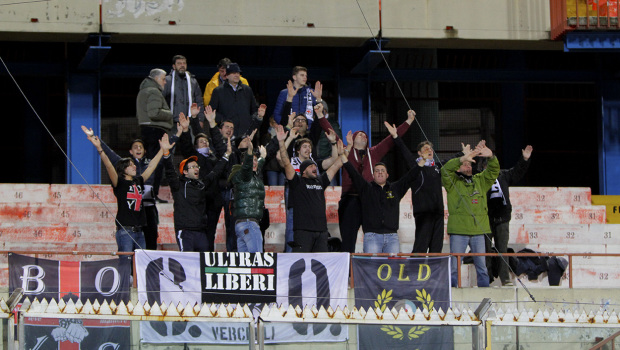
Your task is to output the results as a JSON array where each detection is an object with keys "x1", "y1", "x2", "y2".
[
  {"x1": 176, "y1": 229, "x2": 209, "y2": 252},
  {"x1": 222, "y1": 189, "x2": 237, "y2": 252},
  {"x1": 484, "y1": 220, "x2": 511, "y2": 284},
  {"x1": 293, "y1": 230, "x2": 329, "y2": 253},
  {"x1": 412, "y1": 212, "x2": 444, "y2": 253},
  {"x1": 206, "y1": 207, "x2": 221, "y2": 251},
  {"x1": 141, "y1": 126, "x2": 167, "y2": 197},
  {"x1": 143, "y1": 205, "x2": 159, "y2": 250},
  {"x1": 338, "y1": 194, "x2": 362, "y2": 253}
]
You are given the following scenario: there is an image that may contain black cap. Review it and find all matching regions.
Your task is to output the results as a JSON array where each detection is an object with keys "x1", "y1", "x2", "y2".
[
  {"x1": 226, "y1": 63, "x2": 241, "y2": 74},
  {"x1": 299, "y1": 159, "x2": 317, "y2": 174}
]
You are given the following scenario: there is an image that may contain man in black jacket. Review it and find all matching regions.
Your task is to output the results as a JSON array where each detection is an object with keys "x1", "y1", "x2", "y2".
[
  {"x1": 484, "y1": 145, "x2": 533, "y2": 286},
  {"x1": 209, "y1": 63, "x2": 259, "y2": 139},
  {"x1": 342, "y1": 122, "x2": 424, "y2": 253},
  {"x1": 163, "y1": 139, "x2": 232, "y2": 252}
]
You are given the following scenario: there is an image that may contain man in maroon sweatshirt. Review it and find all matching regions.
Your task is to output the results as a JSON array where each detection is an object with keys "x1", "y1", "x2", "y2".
[{"x1": 316, "y1": 108, "x2": 416, "y2": 253}]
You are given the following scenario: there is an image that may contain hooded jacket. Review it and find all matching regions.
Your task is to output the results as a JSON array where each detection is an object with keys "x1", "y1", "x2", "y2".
[
  {"x1": 441, "y1": 156, "x2": 499, "y2": 236},
  {"x1": 164, "y1": 155, "x2": 228, "y2": 231},
  {"x1": 318, "y1": 117, "x2": 412, "y2": 194},
  {"x1": 229, "y1": 152, "x2": 266, "y2": 221},
  {"x1": 136, "y1": 77, "x2": 173, "y2": 131}
]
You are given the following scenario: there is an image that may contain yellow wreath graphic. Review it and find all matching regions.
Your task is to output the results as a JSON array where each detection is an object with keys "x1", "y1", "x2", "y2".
[{"x1": 375, "y1": 288, "x2": 433, "y2": 342}]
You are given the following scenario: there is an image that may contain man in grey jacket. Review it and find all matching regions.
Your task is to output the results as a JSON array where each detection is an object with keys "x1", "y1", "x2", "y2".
[{"x1": 137, "y1": 68, "x2": 173, "y2": 201}]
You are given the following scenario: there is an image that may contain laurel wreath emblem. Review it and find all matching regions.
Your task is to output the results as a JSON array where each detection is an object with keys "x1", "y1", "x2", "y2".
[{"x1": 375, "y1": 288, "x2": 433, "y2": 341}]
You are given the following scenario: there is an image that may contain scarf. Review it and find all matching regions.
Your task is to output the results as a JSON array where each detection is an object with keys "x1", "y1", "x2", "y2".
[
  {"x1": 197, "y1": 147, "x2": 210, "y2": 157},
  {"x1": 170, "y1": 71, "x2": 192, "y2": 118},
  {"x1": 416, "y1": 156, "x2": 435, "y2": 167}
]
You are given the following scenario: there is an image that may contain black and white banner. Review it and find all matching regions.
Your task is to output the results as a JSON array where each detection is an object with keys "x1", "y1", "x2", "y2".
[
  {"x1": 136, "y1": 250, "x2": 202, "y2": 307},
  {"x1": 202, "y1": 252, "x2": 277, "y2": 304},
  {"x1": 23, "y1": 317, "x2": 130, "y2": 350},
  {"x1": 9, "y1": 253, "x2": 130, "y2": 304},
  {"x1": 275, "y1": 253, "x2": 349, "y2": 343},
  {"x1": 137, "y1": 251, "x2": 349, "y2": 344},
  {"x1": 352, "y1": 256, "x2": 452, "y2": 350}
]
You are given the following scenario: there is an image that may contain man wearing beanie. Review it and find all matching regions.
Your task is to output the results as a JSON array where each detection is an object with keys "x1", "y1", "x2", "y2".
[{"x1": 276, "y1": 125, "x2": 345, "y2": 252}]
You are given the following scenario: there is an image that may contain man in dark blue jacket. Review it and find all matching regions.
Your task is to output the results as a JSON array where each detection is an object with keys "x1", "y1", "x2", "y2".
[{"x1": 273, "y1": 66, "x2": 322, "y2": 127}]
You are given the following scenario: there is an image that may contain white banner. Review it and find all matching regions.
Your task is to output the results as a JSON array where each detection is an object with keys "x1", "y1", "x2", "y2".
[
  {"x1": 135, "y1": 250, "x2": 202, "y2": 308},
  {"x1": 275, "y1": 253, "x2": 350, "y2": 343}
]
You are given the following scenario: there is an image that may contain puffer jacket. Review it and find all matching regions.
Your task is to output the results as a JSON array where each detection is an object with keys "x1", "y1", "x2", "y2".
[
  {"x1": 229, "y1": 152, "x2": 266, "y2": 221},
  {"x1": 136, "y1": 77, "x2": 173, "y2": 131},
  {"x1": 441, "y1": 156, "x2": 499, "y2": 236}
]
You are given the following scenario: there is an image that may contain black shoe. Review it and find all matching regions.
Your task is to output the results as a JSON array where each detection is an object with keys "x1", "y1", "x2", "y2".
[{"x1": 155, "y1": 196, "x2": 169, "y2": 203}]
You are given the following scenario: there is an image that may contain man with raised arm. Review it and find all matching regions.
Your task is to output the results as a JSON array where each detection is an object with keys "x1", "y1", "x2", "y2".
[
  {"x1": 484, "y1": 145, "x2": 533, "y2": 286},
  {"x1": 442, "y1": 140, "x2": 499, "y2": 288},
  {"x1": 97, "y1": 137, "x2": 160, "y2": 250},
  {"x1": 273, "y1": 66, "x2": 322, "y2": 127},
  {"x1": 317, "y1": 109, "x2": 416, "y2": 253},
  {"x1": 341, "y1": 121, "x2": 425, "y2": 253},
  {"x1": 164, "y1": 137, "x2": 232, "y2": 252},
  {"x1": 277, "y1": 125, "x2": 345, "y2": 252},
  {"x1": 229, "y1": 137, "x2": 267, "y2": 253},
  {"x1": 82, "y1": 126, "x2": 172, "y2": 254}
]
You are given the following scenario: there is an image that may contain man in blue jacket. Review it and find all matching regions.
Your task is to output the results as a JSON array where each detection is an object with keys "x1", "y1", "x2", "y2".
[{"x1": 273, "y1": 66, "x2": 323, "y2": 127}]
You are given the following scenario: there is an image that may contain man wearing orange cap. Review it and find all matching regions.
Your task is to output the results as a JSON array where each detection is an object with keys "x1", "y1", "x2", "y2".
[{"x1": 164, "y1": 140, "x2": 232, "y2": 252}]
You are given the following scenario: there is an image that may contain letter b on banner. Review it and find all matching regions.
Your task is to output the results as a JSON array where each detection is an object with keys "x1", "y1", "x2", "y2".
[{"x1": 21, "y1": 265, "x2": 46, "y2": 294}]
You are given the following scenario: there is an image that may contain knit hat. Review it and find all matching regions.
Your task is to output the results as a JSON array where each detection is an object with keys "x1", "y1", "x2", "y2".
[{"x1": 299, "y1": 159, "x2": 317, "y2": 174}]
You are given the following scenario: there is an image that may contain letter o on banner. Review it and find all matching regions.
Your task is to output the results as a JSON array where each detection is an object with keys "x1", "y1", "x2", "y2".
[
  {"x1": 377, "y1": 264, "x2": 392, "y2": 281},
  {"x1": 95, "y1": 267, "x2": 121, "y2": 296}
]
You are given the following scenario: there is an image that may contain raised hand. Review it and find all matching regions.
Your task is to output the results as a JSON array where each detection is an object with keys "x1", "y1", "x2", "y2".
[
  {"x1": 286, "y1": 80, "x2": 295, "y2": 99},
  {"x1": 259, "y1": 145, "x2": 267, "y2": 159},
  {"x1": 522, "y1": 145, "x2": 533, "y2": 160},
  {"x1": 288, "y1": 127, "x2": 299, "y2": 141},
  {"x1": 276, "y1": 125, "x2": 288, "y2": 142},
  {"x1": 245, "y1": 136, "x2": 254, "y2": 152},
  {"x1": 407, "y1": 109, "x2": 416, "y2": 123},
  {"x1": 190, "y1": 103, "x2": 199, "y2": 117},
  {"x1": 257, "y1": 104, "x2": 267, "y2": 118},
  {"x1": 383, "y1": 121, "x2": 398, "y2": 138},
  {"x1": 248, "y1": 128, "x2": 257, "y2": 141},
  {"x1": 203, "y1": 105, "x2": 216, "y2": 125},
  {"x1": 337, "y1": 139, "x2": 345, "y2": 155},
  {"x1": 159, "y1": 133, "x2": 175, "y2": 152},
  {"x1": 325, "y1": 128, "x2": 337, "y2": 143},
  {"x1": 314, "y1": 103, "x2": 324, "y2": 118},
  {"x1": 286, "y1": 112, "x2": 296, "y2": 130},
  {"x1": 461, "y1": 142, "x2": 472, "y2": 155},
  {"x1": 312, "y1": 81, "x2": 323, "y2": 100},
  {"x1": 81, "y1": 125, "x2": 101, "y2": 149},
  {"x1": 225, "y1": 137, "x2": 232, "y2": 157},
  {"x1": 178, "y1": 112, "x2": 190, "y2": 132},
  {"x1": 346, "y1": 130, "x2": 353, "y2": 146}
]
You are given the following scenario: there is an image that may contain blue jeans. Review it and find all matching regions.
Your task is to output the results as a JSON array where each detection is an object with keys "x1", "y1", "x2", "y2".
[
  {"x1": 363, "y1": 232, "x2": 400, "y2": 253},
  {"x1": 236, "y1": 220, "x2": 263, "y2": 253},
  {"x1": 267, "y1": 171, "x2": 285, "y2": 186},
  {"x1": 284, "y1": 187, "x2": 294, "y2": 252},
  {"x1": 450, "y1": 234, "x2": 489, "y2": 287},
  {"x1": 115, "y1": 228, "x2": 146, "y2": 252}
]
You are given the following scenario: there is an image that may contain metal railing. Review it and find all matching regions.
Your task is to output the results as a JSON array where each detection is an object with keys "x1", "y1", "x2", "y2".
[
  {"x1": 551, "y1": 0, "x2": 620, "y2": 40},
  {"x1": 591, "y1": 330, "x2": 620, "y2": 349}
]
